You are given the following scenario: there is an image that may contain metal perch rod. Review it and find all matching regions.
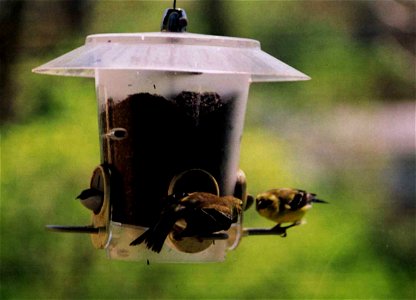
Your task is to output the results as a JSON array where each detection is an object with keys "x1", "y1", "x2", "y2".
[
  {"x1": 243, "y1": 223, "x2": 300, "y2": 237},
  {"x1": 46, "y1": 225, "x2": 104, "y2": 234}
]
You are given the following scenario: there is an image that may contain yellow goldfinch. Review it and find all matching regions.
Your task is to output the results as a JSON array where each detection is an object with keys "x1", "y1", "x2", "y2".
[{"x1": 255, "y1": 188, "x2": 327, "y2": 236}]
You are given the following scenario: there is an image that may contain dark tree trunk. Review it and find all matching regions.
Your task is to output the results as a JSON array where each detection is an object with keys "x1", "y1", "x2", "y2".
[{"x1": 0, "y1": 1, "x2": 26, "y2": 124}]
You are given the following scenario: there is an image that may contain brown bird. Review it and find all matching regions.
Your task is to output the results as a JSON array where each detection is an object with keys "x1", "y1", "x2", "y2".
[{"x1": 130, "y1": 192, "x2": 243, "y2": 253}]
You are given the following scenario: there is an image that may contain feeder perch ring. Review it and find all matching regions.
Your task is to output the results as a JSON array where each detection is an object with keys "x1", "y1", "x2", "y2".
[
  {"x1": 168, "y1": 168, "x2": 220, "y2": 197},
  {"x1": 90, "y1": 165, "x2": 111, "y2": 249}
]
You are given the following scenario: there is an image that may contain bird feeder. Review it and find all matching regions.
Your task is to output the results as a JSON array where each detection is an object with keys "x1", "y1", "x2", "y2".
[{"x1": 34, "y1": 3, "x2": 309, "y2": 263}]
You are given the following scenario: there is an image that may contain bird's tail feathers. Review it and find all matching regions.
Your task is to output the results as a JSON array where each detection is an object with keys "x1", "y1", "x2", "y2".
[
  {"x1": 129, "y1": 222, "x2": 173, "y2": 253},
  {"x1": 312, "y1": 198, "x2": 328, "y2": 204},
  {"x1": 146, "y1": 214, "x2": 180, "y2": 253},
  {"x1": 129, "y1": 230, "x2": 149, "y2": 246},
  {"x1": 130, "y1": 206, "x2": 182, "y2": 253}
]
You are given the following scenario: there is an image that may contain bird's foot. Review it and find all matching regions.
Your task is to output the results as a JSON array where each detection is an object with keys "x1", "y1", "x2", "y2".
[
  {"x1": 270, "y1": 221, "x2": 302, "y2": 237},
  {"x1": 270, "y1": 224, "x2": 288, "y2": 237}
]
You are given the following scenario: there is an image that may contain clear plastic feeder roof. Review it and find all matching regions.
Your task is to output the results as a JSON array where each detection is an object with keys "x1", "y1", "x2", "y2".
[{"x1": 32, "y1": 32, "x2": 310, "y2": 82}]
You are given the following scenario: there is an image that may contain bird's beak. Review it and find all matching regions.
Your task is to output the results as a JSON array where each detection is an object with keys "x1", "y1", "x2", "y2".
[{"x1": 255, "y1": 198, "x2": 262, "y2": 210}]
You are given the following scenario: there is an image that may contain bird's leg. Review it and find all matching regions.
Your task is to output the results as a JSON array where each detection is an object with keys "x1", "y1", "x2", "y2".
[
  {"x1": 270, "y1": 224, "x2": 287, "y2": 237},
  {"x1": 270, "y1": 221, "x2": 301, "y2": 237}
]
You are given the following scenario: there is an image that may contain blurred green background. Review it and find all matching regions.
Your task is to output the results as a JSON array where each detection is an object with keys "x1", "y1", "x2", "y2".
[{"x1": 1, "y1": 1, "x2": 415, "y2": 299}]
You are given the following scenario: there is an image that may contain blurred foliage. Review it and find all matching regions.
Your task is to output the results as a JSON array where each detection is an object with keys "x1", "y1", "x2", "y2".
[{"x1": 1, "y1": 1, "x2": 415, "y2": 299}]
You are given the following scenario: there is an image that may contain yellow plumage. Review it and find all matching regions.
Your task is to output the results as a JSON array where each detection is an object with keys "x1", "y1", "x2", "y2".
[{"x1": 255, "y1": 188, "x2": 326, "y2": 226}]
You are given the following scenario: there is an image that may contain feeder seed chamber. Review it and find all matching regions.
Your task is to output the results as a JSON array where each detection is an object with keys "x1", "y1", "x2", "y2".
[{"x1": 34, "y1": 4, "x2": 310, "y2": 263}]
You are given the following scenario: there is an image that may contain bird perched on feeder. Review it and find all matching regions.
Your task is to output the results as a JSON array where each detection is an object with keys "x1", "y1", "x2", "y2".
[
  {"x1": 130, "y1": 192, "x2": 243, "y2": 253},
  {"x1": 76, "y1": 188, "x2": 104, "y2": 214},
  {"x1": 255, "y1": 188, "x2": 327, "y2": 236}
]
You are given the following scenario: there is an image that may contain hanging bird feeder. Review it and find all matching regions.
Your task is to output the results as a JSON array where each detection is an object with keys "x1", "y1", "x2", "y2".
[{"x1": 34, "y1": 2, "x2": 310, "y2": 263}]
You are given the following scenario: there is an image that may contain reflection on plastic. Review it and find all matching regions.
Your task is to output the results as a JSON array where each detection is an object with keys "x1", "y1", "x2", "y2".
[{"x1": 106, "y1": 222, "x2": 232, "y2": 263}]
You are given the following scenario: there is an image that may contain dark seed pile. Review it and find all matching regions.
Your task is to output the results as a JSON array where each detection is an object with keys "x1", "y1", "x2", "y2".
[
  {"x1": 100, "y1": 91, "x2": 235, "y2": 226},
  {"x1": 174, "y1": 91, "x2": 223, "y2": 124}
]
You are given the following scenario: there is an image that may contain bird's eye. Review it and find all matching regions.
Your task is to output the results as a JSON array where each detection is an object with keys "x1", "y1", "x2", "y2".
[{"x1": 256, "y1": 198, "x2": 272, "y2": 209}]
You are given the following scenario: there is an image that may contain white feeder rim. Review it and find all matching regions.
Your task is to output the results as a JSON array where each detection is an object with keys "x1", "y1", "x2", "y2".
[{"x1": 32, "y1": 32, "x2": 310, "y2": 82}]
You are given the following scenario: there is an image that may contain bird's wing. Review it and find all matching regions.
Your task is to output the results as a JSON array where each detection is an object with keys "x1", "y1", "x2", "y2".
[
  {"x1": 200, "y1": 207, "x2": 235, "y2": 228},
  {"x1": 288, "y1": 191, "x2": 307, "y2": 211}
]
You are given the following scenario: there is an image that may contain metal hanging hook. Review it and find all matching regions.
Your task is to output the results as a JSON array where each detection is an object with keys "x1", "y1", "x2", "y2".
[{"x1": 161, "y1": 0, "x2": 188, "y2": 32}]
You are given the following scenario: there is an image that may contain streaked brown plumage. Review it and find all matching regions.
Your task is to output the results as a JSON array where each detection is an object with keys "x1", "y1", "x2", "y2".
[{"x1": 130, "y1": 192, "x2": 242, "y2": 253}]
